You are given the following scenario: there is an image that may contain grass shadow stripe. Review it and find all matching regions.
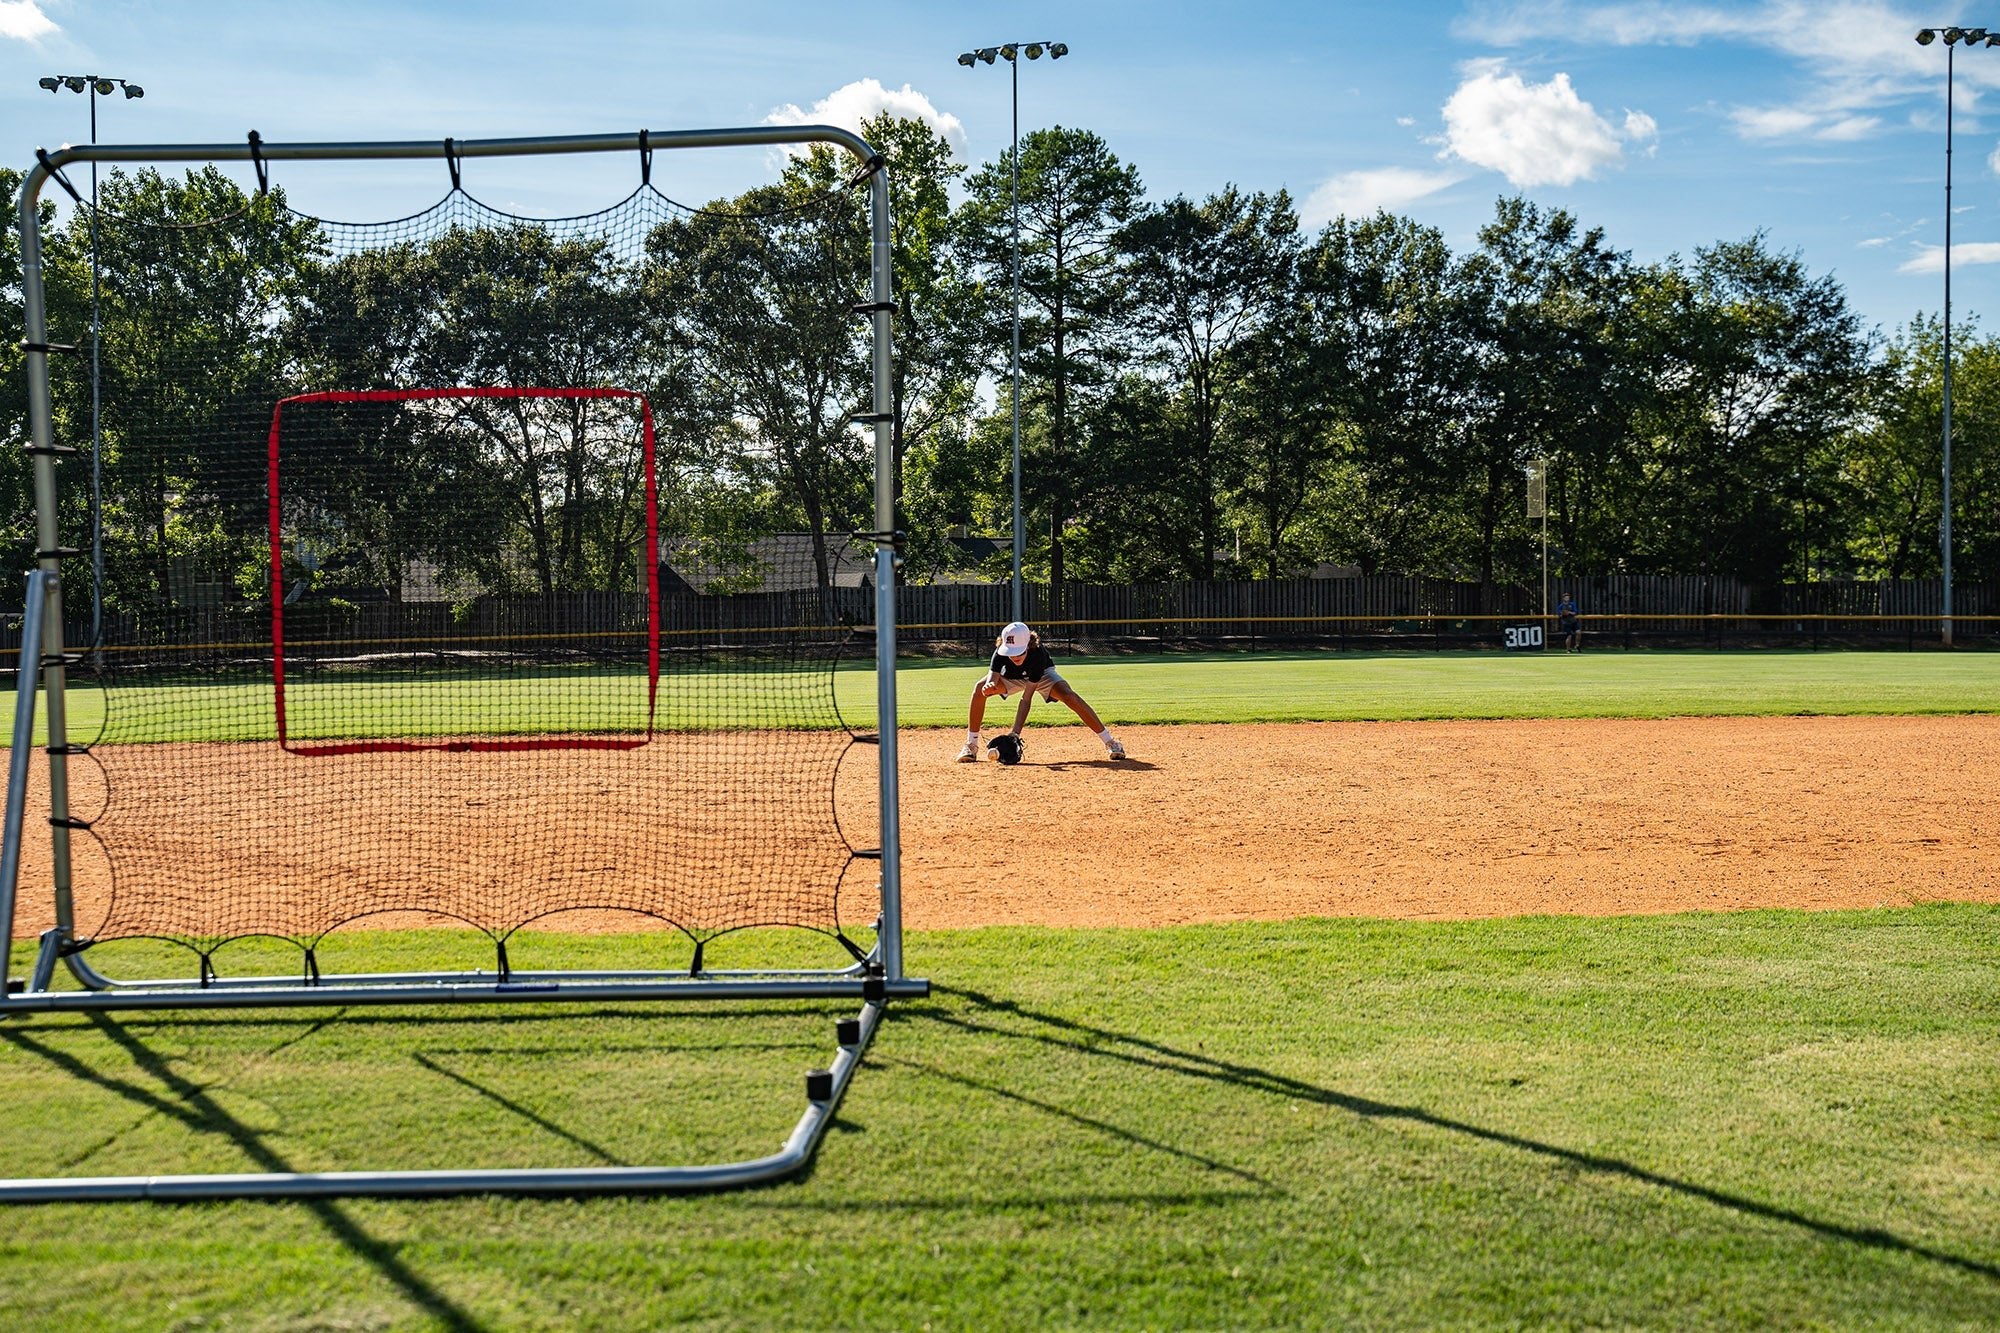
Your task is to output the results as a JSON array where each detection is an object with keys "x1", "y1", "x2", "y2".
[
  {"x1": 938, "y1": 987, "x2": 2000, "y2": 1284},
  {"x1": 18, "y1": 1016, "x2": 494, "y2": 1332},
  {"x1": 888, "y1": 1055, "x2": 1277, "y2": 1191},
  {"x1": 411, "y1": 1051, "x2": 626, "y2": 1166}
]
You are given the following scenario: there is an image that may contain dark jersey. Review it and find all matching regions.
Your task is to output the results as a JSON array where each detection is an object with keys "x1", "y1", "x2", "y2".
[{"x1": 991, "y1": 644, "x2": 1056, "y2": 682}]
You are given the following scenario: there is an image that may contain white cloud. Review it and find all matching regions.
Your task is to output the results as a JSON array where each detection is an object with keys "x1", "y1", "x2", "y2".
[
  {"x1": 1466, "y1": 2, "x2": 1984, "y2": 145},
  {"x1": 1300, "y1": 167, "x2": 1465, "y2": 225},
  {"x1": 1900, "y1": 241, "x2": 2000, "y2": 273},
  {"x1": 1733, "y1": 106, "x2": 1818, "y2": 139},
  {"x1": 1441, "y1": 65, "x2": 1652, "y2": 187},
  {"x1": 1818, "y1": 115, "x2": 1881, "y2": 141},
  {"x1": 0, "y1": 0, "x2": 57, "y2": 41},
  {"x1": 765, "y1": 79, "x2": 966, "y2": 158}
]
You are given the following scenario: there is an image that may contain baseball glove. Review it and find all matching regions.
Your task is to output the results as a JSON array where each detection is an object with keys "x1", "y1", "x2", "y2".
[{"x1": 986, "y1": 733, "x2": 1026, "y2": 766}]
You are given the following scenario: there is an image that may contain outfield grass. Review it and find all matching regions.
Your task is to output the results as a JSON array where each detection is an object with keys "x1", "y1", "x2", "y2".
[
  {"x1": 4, "y1": 906, "x2": 1997, "y2": 1329},
  {"x1": 886, "y1": 647, "x2": 2000, "y2": 727},
  {"x1": 23, "y1": 648, "x2": 1999, "y2": 745}
]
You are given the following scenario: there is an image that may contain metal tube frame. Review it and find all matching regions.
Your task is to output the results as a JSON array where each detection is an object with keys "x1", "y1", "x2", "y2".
[{"x1": 3, "y1": 125, "x2": 919, "y2": 1200}]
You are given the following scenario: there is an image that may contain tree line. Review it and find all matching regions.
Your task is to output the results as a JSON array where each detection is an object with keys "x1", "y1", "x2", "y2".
[{"x1": 1, "y1": 114, "x2": 1995, "y2": 617}]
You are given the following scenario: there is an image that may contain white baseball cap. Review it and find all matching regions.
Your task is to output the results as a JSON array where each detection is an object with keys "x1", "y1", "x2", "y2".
[{"x1": 999, "y1": 621, "x2": 1033, "y2": 655}]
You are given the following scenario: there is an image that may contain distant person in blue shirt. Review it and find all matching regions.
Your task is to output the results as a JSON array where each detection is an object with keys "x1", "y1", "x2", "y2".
[
  {"x1": 1556, "y1": 594, "x2": 1581, "y2": 652},
  {"x1": 957, "y1": 621, "x2": 1127, "y2": 762}
]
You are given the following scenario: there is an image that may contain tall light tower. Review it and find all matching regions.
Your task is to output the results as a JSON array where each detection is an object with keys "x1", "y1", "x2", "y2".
[
  {"x1": 37, "y1": 73, "x2": 144, "y2": 650},
  {"x1": 957, "y1": 40, "x2": 1067, "y2": 624},
  {"x1": 1915, "y1": 26, "x2": 1995, "y2": 646}
]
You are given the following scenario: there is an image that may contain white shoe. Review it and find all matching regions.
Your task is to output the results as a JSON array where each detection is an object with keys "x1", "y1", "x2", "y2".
[
  {"x1": 955, "y1": 739, "x2": 980, "y2": 763},
  {"x1": 1105, "y1": 738, "x2": 1127, "y2": 761}
]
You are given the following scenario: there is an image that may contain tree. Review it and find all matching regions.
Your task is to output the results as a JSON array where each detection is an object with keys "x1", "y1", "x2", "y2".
[
  {"x1": 1121, "y1": 186, "x2": 1300, "y2": 579},
  {"x1": 1843, "y1": 316, "x2": 2000, "y2": 584},
  {"x1": 856, "y1": 113, "x2": 986, "y2": 584},
  {"x1": 1626, "y1": 236, "x2": 1872, "y2": 583},
  {"x1": 287, "y1": 223, "x2": 658, "y2": 597},
  {"x1": 647, "y1": 152, "x2": 874, "y2": 593},
  {"x1": 1296, "y1": 211, "x2": 1482, "y2": 577},
  {"x1": 77, "y1": 168, "x2": 322, "y2": 612},
  {"x1": 1460, "y1": 197, "x2": 1643, "y2": 589},
  {"x1": 960, "y1": 127, "x2": 1143, "y2": 596}
]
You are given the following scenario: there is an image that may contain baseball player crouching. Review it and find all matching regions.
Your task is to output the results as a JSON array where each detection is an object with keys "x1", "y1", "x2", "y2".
[{"x1": 957, "y1": 621, "x2": 1127, "y2": 763}]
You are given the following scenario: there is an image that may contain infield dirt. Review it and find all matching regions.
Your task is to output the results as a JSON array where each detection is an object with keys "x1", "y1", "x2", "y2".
[
  {"x1": 903, "y1": 714, "x2": 1998, "y2": 928},
  {"x1": 9, "y1": 714, "x2": 1992, "y2": 941}
]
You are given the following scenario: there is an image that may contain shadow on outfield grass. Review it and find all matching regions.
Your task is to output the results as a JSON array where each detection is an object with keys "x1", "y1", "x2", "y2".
[
  {"x1": 0, "y1": 1015, "x2": 491, "y2": 1332},
  {"x1": 909, "y1": 986, "x2": 2000, "y2": 1285}
]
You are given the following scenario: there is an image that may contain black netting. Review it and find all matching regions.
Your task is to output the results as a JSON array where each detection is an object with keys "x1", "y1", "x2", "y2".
[{"x1": 29, "y1": 165, "x2": 885, "y2": 960}]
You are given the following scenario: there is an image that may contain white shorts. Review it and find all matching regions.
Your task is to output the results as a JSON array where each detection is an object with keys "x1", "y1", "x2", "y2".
[{"x1": 989, "y1": 669, "x2": 1065, "y2": 700}]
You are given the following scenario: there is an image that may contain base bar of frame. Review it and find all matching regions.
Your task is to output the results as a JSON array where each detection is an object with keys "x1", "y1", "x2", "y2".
[
  {"x1": 0, "y1": 975, "x2": 929, "y2": 1014},
  {"x1": 0, "y1": 997, "x2": 892, "y2": 1203}
]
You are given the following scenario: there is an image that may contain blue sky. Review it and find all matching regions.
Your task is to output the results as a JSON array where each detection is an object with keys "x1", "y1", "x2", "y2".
[{"x1": 3, "y1": 0, "x2": 1997, "y2": 341}]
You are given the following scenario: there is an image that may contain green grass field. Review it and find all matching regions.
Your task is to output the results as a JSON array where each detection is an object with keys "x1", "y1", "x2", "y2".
[
  {"x1": 890, "y1": 647, "x2": 2000, "y2": 726},
  {"x1": 28, "y1": 648, "x2": 2000, "y2": 744},
  {"x1": 4, "y1": 909, "x2": 1997, "y2": 1328},
  {"x1": 3, "y1": 653, "x2": 1996, "y2": 1327}
]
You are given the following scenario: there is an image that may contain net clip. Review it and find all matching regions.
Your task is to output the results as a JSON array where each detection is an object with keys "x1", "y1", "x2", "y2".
[
  {"x1": 850, "y1": 528, "x2": 904, "y2": 550},
  {"x1": 844, "y1": 152, "x2": 885, "y2": 190},
  {"x1": 22, "y1": 445, "x2": 80, "y2": 458},
  {"x1": 19, "y1": 340, "x2": 82, "y2": 357},
  {"x1": 35, "y1": 547, "x2": 82, "y2": 561},
  {"x1": 34, "y1": 149, "x2": 83, "y2": 205},
  {"x1": 638, "y1": 128, "x2": 652, "y2": 187},
  {"x1": 851, "y1": 300, "x2": 896, "y2": 317},
  {"x1": 851, "y1": 411, "x2": 894, "y2": 426},
  {"x1": 443, "y1": 137, "x2": 462, "y2": 193},
  {"x1": 49, "y1": 815, "x2": 93, "y2": 831},
  {"x1": 247, "y1": 130, "x2": 269, "y2": 195}
]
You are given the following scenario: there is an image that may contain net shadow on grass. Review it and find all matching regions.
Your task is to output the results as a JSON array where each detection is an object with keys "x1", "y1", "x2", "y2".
[
  {"x1": 926, "y1": 987, "x2": 2000, "y2": 1286},
  {"x1": 0, "y1": 1015, "x2": 487, "y2": 1333},
  {"x1": 411, "y1": 1052, "x2": 625, "y2": 1167},
  {"x1": 885, "y1": 1057, "x2": 1273, "y2": 1190}
]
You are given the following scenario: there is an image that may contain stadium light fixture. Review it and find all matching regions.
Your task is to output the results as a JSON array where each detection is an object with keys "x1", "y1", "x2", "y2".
[
  {"x1": 959, "y1": 39, "x2": 1068, "y2": 623},
  {"x1": 1914, "y1": 25, "x2": 1996, "y2": 646},
  {"x1": 36, "y1": 72, "x2": 145, "y2": 653}
]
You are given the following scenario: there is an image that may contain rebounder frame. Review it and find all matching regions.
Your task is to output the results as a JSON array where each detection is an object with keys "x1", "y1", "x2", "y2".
[{"x1": 1, "y1": 126, "x2": 922, "y2": 1200}]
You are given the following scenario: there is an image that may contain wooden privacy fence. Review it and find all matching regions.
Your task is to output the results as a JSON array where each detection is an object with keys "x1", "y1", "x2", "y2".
[{"x1": 0, "y1": 576, "x2": 1991, "y2": 659}]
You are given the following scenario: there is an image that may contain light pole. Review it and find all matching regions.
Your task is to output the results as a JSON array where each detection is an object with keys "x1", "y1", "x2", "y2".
[
  {"x1": 38, "y1": 73, "x2": 144, "y2": 651},
  {"x1": 957, "y1": 40, "x2": 1067, "y2": 624},
  {"x1": 1915, "y1": 27, "x2": 1994, "y2": 646}
]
